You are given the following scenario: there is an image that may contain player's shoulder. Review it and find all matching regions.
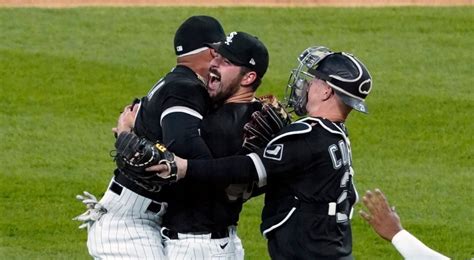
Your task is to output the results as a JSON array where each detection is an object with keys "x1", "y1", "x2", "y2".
[
  {"x1": 217, "y1": 102, "x2": 261, "y2": 120},
  {"x1": 301, "y1": 117, "x2": 348, "y2": 138},
  {"x1": 204, "y1": 102, "x2": 260, "y2": 132},
  {"x1": 268, "y1": 117, "x2": 347, "y2": 146},
  {"x1": 159, "y1": 67, "x2": 209, "y2": 108},
  {"x1": 266, "y1": 119, "x2": 313, "y2": 147},
  {"x1": 164, "y1": 65, "x2": 203, "y2": 86}
]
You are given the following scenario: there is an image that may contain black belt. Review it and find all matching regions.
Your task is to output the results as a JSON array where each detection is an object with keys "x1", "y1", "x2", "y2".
[
  {"x1": 109, "y1": 181, "x2": 162, "y2": 214},
  {"x1": 162, "y1": 228, "x2": 229, "y2": 239},
  {"x1": 114, "y1": 169, "x2": 158, "y2": 199}
]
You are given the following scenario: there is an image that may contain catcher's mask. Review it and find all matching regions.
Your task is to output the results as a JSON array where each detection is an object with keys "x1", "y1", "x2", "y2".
[{"x1": 285, "y1": 46, "x2": 372, "y2": 116}]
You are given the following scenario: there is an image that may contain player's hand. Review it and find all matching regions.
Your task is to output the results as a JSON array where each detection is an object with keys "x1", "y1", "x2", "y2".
[
  {"x1": 112, "y1": 102, "x2": 140, "y2": 135},
  {"x1": 146, "y1": 156, "x2": 187, "y2": 181},
  {"x1": 359, "y1": 189, "x2": 403, "y2": 241},
  {"x1": 73, "y1": 191, "x2": 107, "y2": 230},
  {"x1": 76, "y1": 191, "x2": 99, "y2": 209}
]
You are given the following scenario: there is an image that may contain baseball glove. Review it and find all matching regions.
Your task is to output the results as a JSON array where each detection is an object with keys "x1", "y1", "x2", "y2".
[
  {"x1": 114, "y1": 132, "x2": 178, "y2": 191},
  {"x1": 242, "y1": 95, "x2": 291, "y2": 153}
]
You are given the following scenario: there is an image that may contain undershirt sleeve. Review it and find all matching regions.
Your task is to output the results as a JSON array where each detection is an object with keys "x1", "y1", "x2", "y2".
[{"x1": 391, "y1": 230, "x2": 450, "y2": 260}]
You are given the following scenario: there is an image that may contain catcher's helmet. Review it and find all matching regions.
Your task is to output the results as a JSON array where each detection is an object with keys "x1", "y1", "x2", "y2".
[{"x1": 285, "y1": 46, "x2": 372, "y2": 116}]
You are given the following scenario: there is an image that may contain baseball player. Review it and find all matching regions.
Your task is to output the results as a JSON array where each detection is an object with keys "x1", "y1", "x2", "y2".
[
  {"x1": 74, "y1": 16, "x2": 225, "y2": 259},
  {"x1": 360, "y1": 189, "x2": 450, "y2": 259},
  {"x1": 150, "y1": 46, "x2": 373, "y2": 259},
  {"x1": 160, "y1": 31, "x2": 271, "y2": 259}
]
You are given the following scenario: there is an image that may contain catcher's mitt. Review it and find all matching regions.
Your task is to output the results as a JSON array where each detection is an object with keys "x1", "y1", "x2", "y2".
[
  {"x1": 114, "y1": 132, "x2": 178, "y2": 191},
  {"x1": 242, "y1": 95, "x2": 291, "y2": 153}
]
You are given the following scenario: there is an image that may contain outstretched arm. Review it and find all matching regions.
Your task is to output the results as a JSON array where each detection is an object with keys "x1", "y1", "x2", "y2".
[
  {"x1": 360, "y1": 189, "x2": 450, "y2": 260},
  {"x1": 147, "y1": 154, "x2": 260, "y2": 185}
]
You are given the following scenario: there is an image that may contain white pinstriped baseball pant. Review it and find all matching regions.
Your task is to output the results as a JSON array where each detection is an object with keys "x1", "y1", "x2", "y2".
[
  {"x1": 161, "y1": 226, "x2": 244, "y2": 260},
  {"x1": 87, "y1": 178, "x2": 166, "y2": 259}
]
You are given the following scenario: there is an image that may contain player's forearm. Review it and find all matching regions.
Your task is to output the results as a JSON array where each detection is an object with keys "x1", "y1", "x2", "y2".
[
  {"x1": 391, "y1": 230, "x2": 450, "y2": 260},
  {"x1": 187, "y1": 156, "x2": 259, "y2": 185}
]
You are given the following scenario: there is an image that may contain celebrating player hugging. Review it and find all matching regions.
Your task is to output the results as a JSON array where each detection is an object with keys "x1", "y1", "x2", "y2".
[
  {"x1": 74, "y1": 15, "x2": 294, "y2": 259},
  {"x1": 149, "y1": 46, "x2": 373, "y2": 259}
]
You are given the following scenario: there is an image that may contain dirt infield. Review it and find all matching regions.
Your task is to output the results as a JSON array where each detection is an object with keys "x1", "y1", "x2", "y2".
[{"x1": 0, "y1": 0, "x2": 472, "y2": 7}]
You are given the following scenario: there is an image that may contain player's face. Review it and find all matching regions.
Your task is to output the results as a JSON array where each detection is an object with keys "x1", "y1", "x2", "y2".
[
  {"x1": 207, "y1": 53, "x2": 243, "y2": 103},
  {"x1": 306, "y1": 79, "x2": 329, "y2": 111}
]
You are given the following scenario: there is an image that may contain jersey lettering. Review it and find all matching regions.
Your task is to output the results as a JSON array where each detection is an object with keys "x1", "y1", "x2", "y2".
[
  {"x1": 328, "y1": 140, "x2": 350, "y2": 170},
  {"x1": 328, "y1": 144, "x2": 341, "y2": 169},
  {"x1": 339, "y1": 140, "x2": 349, "y2": 166},
  {"x1": 147, "y1": 78, "x2": 165, "y2": 100}
]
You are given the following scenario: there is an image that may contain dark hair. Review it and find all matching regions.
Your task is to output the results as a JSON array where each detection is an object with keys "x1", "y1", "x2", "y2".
[{"x1": 240, "y1": 66, "x2": 262, "y2": 91}]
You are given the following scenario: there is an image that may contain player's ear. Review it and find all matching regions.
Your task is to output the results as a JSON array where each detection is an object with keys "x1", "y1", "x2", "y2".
[
  {"x1": 321, "y1": 82, "x2": 334, "y2": 101},
  {"x1": 240, "y1": 71, "x2": 257, "y2": 87}
]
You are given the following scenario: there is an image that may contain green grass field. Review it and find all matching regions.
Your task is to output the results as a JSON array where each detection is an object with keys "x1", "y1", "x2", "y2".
[{"x1": 0, "y1": 6, "x2": 473, "y2": 259}]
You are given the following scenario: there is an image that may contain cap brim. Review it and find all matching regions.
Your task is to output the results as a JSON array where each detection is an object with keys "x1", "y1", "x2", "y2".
[
  {"x1": 337, "y1": 92, "x2": 369, "y2": 114},
  {"x1": 204, "y1": 42, "x2": 221, "y2": 50}
]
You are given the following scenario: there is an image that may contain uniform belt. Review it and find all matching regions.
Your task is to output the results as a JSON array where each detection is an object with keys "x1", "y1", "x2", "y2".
[
  {"x1": 109, "y1": 181, "x2": 162, "y2": 214},
  {"x1": 295, "y1": 198, "x2": 337, "y2": 216},
  {"x1": 114, "y1": 169, "x2": 158, "y2": 198},
  {"x1": 162, "y1": 228, "x2": 229, "y2": 239},
  {"x1": 296, "y1": 198, "x2": 355, "y2": 220}
]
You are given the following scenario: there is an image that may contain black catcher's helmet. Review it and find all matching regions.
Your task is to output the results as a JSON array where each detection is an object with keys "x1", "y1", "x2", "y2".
[{"x1": 285, "y1": 46, "x2": 372, "y2": 116}]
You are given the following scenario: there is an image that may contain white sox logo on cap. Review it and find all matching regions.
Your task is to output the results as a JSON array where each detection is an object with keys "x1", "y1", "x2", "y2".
[{"x1": 225, "y1": 32, "x2": 238, "y2": 45}]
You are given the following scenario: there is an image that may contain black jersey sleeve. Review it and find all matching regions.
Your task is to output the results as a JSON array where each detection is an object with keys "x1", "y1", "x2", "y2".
[
  {"x1": 253, "y1": 136, "x2": 313, "y2": 182},
  {"x1": 187, "y1": 156, "x2": 259, "y2": 185},
  {"x1": 159, "y1": 80, "x2": 212, "y2": 159},
  {"x1": 186, "y1": 127, "x2": 313, "y2": 185},
  {"x1": 161, "y1": 80, "x2": 209, "y2": 116},
  {"x1": 162, "y1": 112, "x2": 212, "y2": 159}
]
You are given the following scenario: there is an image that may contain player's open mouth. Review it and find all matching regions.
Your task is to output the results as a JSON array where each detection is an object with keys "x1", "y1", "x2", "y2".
[{"x1": 208, "y1": 71, "x2": 221, "y2": 91}]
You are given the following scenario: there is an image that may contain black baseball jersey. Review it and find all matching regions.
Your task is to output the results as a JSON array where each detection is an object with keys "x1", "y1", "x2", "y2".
[
  {"x1": 114, "y1": 65, "x2": 215, "y2": 230},
  {"x1": 187, "y1": 117, "x2": 358, "y2": 259},
  {"x1": 200, "y1": 101, "x2": 262, "y2": 230},
  {"x1": 134, "y1": 65, "x2": 211, "y2": 157}
]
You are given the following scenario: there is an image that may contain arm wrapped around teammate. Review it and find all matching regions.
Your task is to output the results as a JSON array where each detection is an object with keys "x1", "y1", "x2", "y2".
[
  {"x1": 114, "y1": 132, "x2": 178, "y2": 189},
  {"x1": 242, "y1": 95, "x2": 291, "y2": 153}
]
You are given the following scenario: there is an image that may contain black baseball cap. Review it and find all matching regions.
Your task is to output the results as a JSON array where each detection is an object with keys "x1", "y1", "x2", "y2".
[
  {"x1": 311, "y1": 52, "x2": 372, "y2": 113},
  {"x1": 174, "y1": 16, "x2": 225, "y2": 57},
  {"x1": 212, "y1": 31, "x2": 269, "y2": 78}
]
